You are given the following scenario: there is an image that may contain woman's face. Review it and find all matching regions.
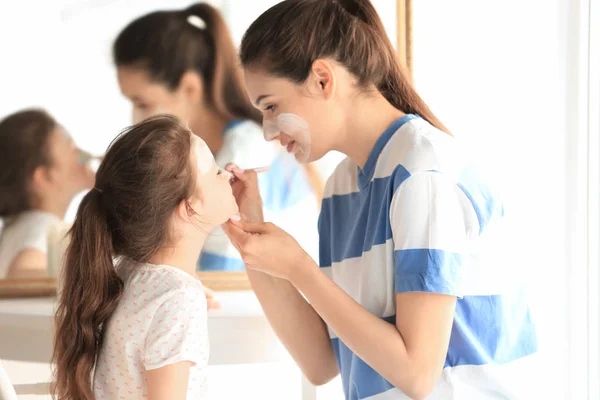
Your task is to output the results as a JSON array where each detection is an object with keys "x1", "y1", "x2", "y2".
[
  {"x1": 243, "y1": 65, "x2": 342, "y2": 163},
  {"x1": 117, "y1": 66, "x2": 195, "y2": 125},
  {"x1": 188, "y1": 134, "x2": 238, "y2": 227}
]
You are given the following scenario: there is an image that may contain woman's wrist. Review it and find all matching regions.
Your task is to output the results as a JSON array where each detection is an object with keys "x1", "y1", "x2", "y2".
[
  {"x1": 289, "y1": 254, "x2": 321, "y2": 291},
  {"x1": 241, "y1": 200, "x2": 264, "y2": 223}
]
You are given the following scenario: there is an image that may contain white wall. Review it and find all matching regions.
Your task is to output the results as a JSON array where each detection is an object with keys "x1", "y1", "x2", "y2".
[{"x1": 412, "y1": 0, "x2": 583, "y2": 398}]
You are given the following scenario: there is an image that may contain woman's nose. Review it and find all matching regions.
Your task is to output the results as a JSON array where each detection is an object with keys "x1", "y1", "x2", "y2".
[{"x1": 262, "y1": 119, "x2": 280, "y2": 141}]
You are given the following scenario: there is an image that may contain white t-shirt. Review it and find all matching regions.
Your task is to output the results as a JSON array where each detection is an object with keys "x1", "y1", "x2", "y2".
[
  {"x1": 0, "y1": 210, "x2": 61, "y2": 278},
  {"x1": 94, "y1": 261, "x2": 209, "y2": 399}
]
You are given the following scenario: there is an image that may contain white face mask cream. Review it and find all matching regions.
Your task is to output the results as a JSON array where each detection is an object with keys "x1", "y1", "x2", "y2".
[
  {"x1": 192, "y1": 135, "x2": 215, "y2": 175},
  {"x1": 262, "y1": 113, "x2": 312, "y2": 163}
]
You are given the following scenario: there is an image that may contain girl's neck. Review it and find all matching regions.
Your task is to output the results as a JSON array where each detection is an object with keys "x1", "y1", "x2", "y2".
[
  {"x1": 336, "y1": 92, "x2": 405, "y2": 169},
  {"x1": 149, "y1": 233, "x2": 207, "y2": 278},
  {"x1": 34, "y1": 194, "x2": 71, "y2": 219}
]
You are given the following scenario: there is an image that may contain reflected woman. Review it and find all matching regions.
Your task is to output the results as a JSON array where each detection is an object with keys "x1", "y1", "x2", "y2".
[{"x1": 113, "y1": 3, "x2": 321, "y2": 272}]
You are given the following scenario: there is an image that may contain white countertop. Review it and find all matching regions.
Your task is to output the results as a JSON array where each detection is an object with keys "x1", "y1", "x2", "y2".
[
  {"x1": 0, "y1": 291, "x2": 264, "y2": 321},
  {"x1": 0, "y1": 291, "x2": 285, "y2": 366}
]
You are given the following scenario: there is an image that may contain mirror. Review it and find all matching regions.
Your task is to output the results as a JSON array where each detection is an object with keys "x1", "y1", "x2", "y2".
[{"x1": 0, "y1": 0, "x2": 412, "y2": 297}]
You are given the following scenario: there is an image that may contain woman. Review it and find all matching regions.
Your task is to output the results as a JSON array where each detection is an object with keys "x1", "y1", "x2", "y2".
[
  {"x1": 0, "y1": 109, "x2": 93, "y2": 279},
  {"x1": 113, "y1": 2, "x2": 320, "y2": 272},
  {"x1": 223, "y1": 0, "x2": 538, "y2": 399}
]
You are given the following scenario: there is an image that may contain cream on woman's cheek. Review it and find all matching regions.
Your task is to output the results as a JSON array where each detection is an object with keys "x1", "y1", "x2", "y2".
[{"x1": 262, "y1": 113, "x2": 312, "y2": 163}]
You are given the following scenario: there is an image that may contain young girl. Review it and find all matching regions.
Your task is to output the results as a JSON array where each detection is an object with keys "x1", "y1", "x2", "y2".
[
  {"x1": 0, "y1": 109, "x2": 93, "y2": 279},
  {"x1": 223, "y1": 0, "x2": 538, "y2": 399},
  {"x1": 53, "y1": 115, "x2": 239, "y2": 399},
  {"x1": 113, "y1": 2, "x2": 320, "y2": 272}
]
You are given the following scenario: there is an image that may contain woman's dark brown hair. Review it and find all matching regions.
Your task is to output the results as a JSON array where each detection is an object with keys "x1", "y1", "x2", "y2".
[
  {"x1": 113, "y1": 2, "x2": 260, "y2": 124},
  {"x1": 240, "y1": 0, "x2": 449, "y2": 134},
  {"x1": 0, "y1": 109, "x2": 57, "y2": 217},
  {"x1": 52, "y1": 115, "x2": 196, "y2": 400}
]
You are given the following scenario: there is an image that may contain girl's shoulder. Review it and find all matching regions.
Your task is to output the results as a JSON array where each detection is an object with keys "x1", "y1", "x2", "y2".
[{"x1": 120, "y1": 261, "x2": 205, "y2": 300}]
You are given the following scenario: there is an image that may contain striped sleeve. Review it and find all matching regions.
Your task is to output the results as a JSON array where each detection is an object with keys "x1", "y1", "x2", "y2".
[{"x1": 390, "y1": 171, "x2": 469, "y2": 297}]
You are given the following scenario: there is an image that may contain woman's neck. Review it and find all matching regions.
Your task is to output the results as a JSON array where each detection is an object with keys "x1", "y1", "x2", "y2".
[
  {"x1": 336, "y1": 92, "x2": 405, "y2": 169},
  {"x1": 190, "y1": 109, "x2": 229, "y2": 156}
]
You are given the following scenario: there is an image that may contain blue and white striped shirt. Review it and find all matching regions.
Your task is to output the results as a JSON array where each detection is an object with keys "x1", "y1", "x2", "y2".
[
  {"x1": 198, "y1": 120, "x2": 318, "y2": 271},
  {"x1": 319, "y1": 115, "x2": 537, "y2": 399}
]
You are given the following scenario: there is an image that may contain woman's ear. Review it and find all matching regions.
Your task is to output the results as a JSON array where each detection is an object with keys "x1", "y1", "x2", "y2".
[
  {"x1": 178, "y1": 71, "x2": 204, "y2": 105},
  {"x1": 310, "y1": 59, "x2": 336, "y2": 101}
]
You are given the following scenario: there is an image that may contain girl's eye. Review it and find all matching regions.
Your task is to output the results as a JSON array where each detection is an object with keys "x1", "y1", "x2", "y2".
[{"x1": 264, "y1": 105, "x2": 276, "y2": 113}]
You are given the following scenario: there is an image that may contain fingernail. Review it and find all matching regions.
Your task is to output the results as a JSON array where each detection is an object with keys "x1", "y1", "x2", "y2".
[
  {"x1": 234, "y1": 167, "x2": 245, "y2": 174},
  {"x1": 220, "y1": 168, "x2": 233, "y2": 179},
  {"x1": 229, "y1": 215, "x2": 241, "y2": 221}
]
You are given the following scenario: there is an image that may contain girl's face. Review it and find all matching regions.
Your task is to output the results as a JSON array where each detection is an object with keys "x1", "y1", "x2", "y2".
[
  {"x1": 35, "y1": 126, "x2": 94, "y2": 203},
  {"x1": 188, "y1": 134, "x2": 238, "y2": 227},
  {"x1": 243, "y1": 64, "x2": 344, "y2": 163},
  {"x1": 117, "y1": 66, "x2": 196, "y2": 126}
]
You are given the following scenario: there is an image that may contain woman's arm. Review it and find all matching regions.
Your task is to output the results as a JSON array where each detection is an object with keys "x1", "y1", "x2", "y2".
[
  {"x1": 227, "y1": 221, "x2": 456, "y2": 400},
  {"x1": 293, "y1": 263, "x2": 456, "y2": 400},
  {"x1": 223, "y1": 165, "x2": 338, "y2": 385},
  {"x1": 246, "y1": 269, "x2": 339, "y2": 385},
  {"x1": 146, "y1": 362, "x2": 192, "y2": 400},
  {"x1": 226, "y1": 169, "x2": 466, "y2": 399}
]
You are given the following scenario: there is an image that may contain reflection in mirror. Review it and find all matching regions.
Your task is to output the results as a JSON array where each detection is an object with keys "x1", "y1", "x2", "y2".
[
  {"x1": 0, "y1": 109, "x2": 94, "y2": 283},
  {"x1": 112, "y1": 3, "x2": 320, "y2": 274},
  {"x1": 0, "y1": 0, "x2": 408, "y2": 296}
]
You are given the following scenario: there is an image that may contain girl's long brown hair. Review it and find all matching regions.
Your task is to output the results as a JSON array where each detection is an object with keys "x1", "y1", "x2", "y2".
[
  {"x1": 52, "y1": 115, "x2": 196, "y2": 400},
  {"x1": 240, "y1": 0, "x2": 449, "y2": 135}
]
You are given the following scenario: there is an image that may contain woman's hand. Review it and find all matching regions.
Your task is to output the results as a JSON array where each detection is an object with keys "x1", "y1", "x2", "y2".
[
  {"x1": 224, "y1": 219, "x2": 318, "y2": 283},
  {"x1": 225, "y1": 163, "x2": 264, "y2": 223}
]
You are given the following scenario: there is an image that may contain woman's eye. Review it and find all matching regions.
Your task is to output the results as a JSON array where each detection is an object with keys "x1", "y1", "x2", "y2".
[{"x1": 264, "y1": 105, "x2": 276, "y2": 113}]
